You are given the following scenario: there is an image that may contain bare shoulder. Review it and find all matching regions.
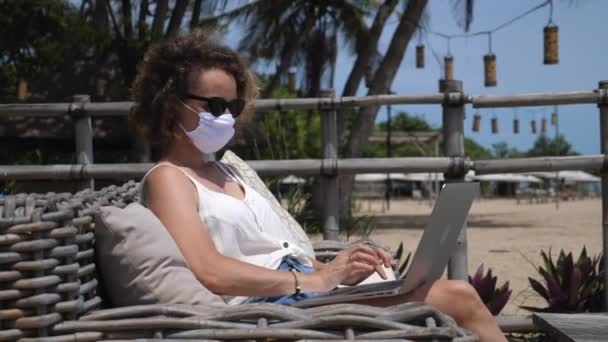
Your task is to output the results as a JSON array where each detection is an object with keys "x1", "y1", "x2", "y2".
[{"x1": 144, "y1": 163, "x2": 198, "y2": 210}]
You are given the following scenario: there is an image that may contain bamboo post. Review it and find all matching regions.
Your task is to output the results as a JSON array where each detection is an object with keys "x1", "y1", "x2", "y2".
[
  {"x1": 598, "y1": 80, "x2": 608, "y2": 310},
  {"x1": 320, "y1": 89, "x2": 340, "y2": 240},
  {"x1": 72, "y1": 94, "x2": 94, "y2": 190},
  {"x1": 440, "y1": 79, "x2": 468, "y2": 281}
]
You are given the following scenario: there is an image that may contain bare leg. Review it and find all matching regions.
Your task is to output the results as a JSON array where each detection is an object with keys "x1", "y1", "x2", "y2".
[{"x1": 351, "y1": 279, "x2": 507, "y2": 342}]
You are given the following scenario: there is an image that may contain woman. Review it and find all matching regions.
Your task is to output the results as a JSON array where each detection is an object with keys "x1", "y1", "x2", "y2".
[{"x1": 130, "y1": 30, "x2": 506, "y2": 342}]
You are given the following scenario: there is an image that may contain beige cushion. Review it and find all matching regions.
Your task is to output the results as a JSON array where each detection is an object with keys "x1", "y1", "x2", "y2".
[
  {"x1": 95, "y1": 202, "x2": 226, "y2": 307},
  {"x1": 220, "y1": 150, "x2": 316, "y2": 258}
]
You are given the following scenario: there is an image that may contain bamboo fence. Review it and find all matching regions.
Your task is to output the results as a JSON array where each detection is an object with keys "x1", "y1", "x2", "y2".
[{"x1": 1, "y1": 80, "x2": 607, "y2": 309}]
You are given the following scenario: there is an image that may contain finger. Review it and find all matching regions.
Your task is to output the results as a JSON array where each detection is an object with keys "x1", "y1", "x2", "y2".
[
  {"x1": 352, "y1": 244, "x2": 383, "y2": 264},
  {"x1": 376, "y1": 248, "x2": 393, "y2": 268},
  {"x1": 355, "y1": 244, "x2": 382, "y2": 259},
  {"x1": 375, "y1": 264, "x2": 388, "y2": 280},
  {"x1": 351, "y1": 261, "x2": 375, "y2": 272},
  {"x1": 351, "y1": 251, "x2": 382, "y2": 267}
]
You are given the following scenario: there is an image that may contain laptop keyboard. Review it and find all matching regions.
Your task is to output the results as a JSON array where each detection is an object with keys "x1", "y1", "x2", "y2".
[{"x1": 327, "y1": 280, "x2": 404, "y2": 296}]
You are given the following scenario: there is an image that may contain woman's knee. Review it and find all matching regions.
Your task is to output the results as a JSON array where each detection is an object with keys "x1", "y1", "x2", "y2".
[{"x1": 430, "y1": 280, "x2": 486, "y2": 320}]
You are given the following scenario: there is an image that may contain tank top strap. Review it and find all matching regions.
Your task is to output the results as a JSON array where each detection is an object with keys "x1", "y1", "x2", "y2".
[
  {"x1": 139, "y1": 162, "x2": 201, "y2": 211},
  {"x1": 213, "y1": 161, "x2": 246, "y2": 188}
]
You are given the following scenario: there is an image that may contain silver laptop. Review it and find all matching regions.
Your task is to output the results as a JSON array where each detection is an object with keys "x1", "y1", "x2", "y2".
[{"x1": 292, "y1": 182, "x2": 479, "y2": 308}]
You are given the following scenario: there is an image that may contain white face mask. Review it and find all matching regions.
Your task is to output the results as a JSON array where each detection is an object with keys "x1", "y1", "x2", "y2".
[{"x1": 178, "y1": 99, "x2": 235, "y2": 154}]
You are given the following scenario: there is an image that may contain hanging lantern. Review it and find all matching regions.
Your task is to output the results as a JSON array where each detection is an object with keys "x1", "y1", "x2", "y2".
[
  {"x1": 287, "y1": 67, "x2": 297, "y2": 92},
  {"x1": 491, "y1": 117, "x2": 498, "y2": 134},
  {"x1": 17, "y1": 79, "x2": 28, "y2": 101},
  {"x1": 551, "y1": 112, "x2": 558, "y2": 125},
  {"x1": 543, "y1": 24, "x2": 559, "y2": 64},
  {"x1": 531, "y1": 119, "x2": 537, "y2": 134},
  {"x1": 513, "y1": 118, "x2": 520, "y2": 134},
  {"x1": 541, "y1": 117, "x2": 548, "y2": 133},
  {"x1": 472, "y1": 114, "x2": 481, "y2": 132},
  {"x1": 95, "y1": 78, "x2": 107, "y2": 98},
  {"x1": 416, "y1": 44, "x2": 425, "y2": 68},
  {"x1": 444, "y1": 55, "x2": 454, "y2": 80},
  {"x1": 484, "y1": 54, "x2": 497, "y2": 87}
]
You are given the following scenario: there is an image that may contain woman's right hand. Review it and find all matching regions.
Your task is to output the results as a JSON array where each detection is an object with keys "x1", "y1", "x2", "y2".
[{"x1": 317, "y1": 244, "x2": 388, "y2": 290}]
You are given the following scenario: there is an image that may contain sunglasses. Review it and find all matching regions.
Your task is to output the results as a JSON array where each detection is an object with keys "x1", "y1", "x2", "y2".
[{"x1": 182, "y1": 93, "x2": 245, "y2": 117}]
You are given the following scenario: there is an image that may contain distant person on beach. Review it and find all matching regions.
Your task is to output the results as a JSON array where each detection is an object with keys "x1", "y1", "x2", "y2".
[{"x1": 129, "y1": 29, "x2": 507, "y2": 342}]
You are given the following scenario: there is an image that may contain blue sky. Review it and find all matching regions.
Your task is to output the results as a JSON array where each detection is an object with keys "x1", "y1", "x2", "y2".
[
  {"x1": 329, "y1": 0, "x2": 606, "y2": 155},
  {"x1": 222, "y1": 1, "x2": 606, "y2": 154}
]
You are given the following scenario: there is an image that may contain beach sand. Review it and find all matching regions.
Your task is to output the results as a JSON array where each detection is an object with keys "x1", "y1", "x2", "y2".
[{"x1": 345, "y1": 197, "x2": 602, "y2": 315}]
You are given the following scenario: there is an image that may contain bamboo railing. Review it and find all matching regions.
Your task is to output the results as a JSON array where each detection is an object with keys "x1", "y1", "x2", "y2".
[{"x1": 1, "y1": 80, "x2": 608, "y2": 309}]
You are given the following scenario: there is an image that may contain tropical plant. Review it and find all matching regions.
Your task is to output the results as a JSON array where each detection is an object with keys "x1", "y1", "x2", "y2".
[
  {"x1": 282, "y1": 186, "x2": 321, "y2": 235},
  {"x1": 468, "y1": 264, "x2": 512, "y2": 315},
  {"x1": 342, "y1": 214, "x2": 377, "y2": 241},
  {"x1": 521, "y1": 247, "x2": 604, "y2": 313},
  {"x1": 204, "y1": 0, "x2": 373, "y2": 100},
  {"x1": 394, "y1": 242, "x2": 412, "y2": 279}
]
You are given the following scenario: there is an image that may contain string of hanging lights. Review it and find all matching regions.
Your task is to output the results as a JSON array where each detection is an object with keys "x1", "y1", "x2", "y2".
[
  {"x1": 416, "y1": 31, "x2": 425, "y2": 69},
  {"x1": 513, "y1": 110, "x2": 520, "y2": 134},
  {"x1": 416, "y1": 0, "x2": 557, "y2": 86},
  {"x1": 471, "y1": 108, "x2": 561, "y2": 136}
]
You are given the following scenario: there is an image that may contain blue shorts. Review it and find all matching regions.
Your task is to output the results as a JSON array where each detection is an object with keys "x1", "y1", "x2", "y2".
[{"x1": 241, "y1": 256, "x2": 324, "y2": 305}]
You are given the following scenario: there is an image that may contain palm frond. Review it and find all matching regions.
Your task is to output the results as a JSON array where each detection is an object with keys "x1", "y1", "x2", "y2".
[{"x1": 449, "y1": 0, "x2": 474, "y2": 32}]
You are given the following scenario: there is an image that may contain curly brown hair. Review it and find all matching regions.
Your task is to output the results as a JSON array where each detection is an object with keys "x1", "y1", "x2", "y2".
[{"x1": 130, "y1": 29, "x2": 257, "y2": 149}]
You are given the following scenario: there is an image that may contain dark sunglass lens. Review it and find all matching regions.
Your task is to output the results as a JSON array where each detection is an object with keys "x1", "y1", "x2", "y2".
[
  {"x1": 207, "y1": 98, "x2": 227, "y2": 116},
  {"x1": 229, "y1": 100, "x2": 245, "y2": 117}
]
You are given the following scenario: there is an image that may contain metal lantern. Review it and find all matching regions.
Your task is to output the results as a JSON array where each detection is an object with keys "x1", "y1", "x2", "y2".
[
  {"x1": 551, "y1": 112, "x2": 558, "y2": 125},
  {"x1": 95, "y1": 78, "x2": 107, "y2": 98},
  {"x1": 531, "y1": 119, "x2": 537, "y2": 134},
  {"x1": 473, "y1": 114, "x2": 481, "y2": 132},
  {"x1": 416, "y1": 44, "x2": 425, "y2": 68},
  {"x1": 543, "y1": 24, "x2": 559, "y2": 64},
  {"x1": 17, "y1": 79, "x2": 27, "y2": 101},
  {"x1": 287, "y1": 68, "x2": 297, "y2": 92},
  {"x1": 541, "y1": 117, "x2": 548, "y2": 133},
  {"x1": 513, "y1": 118, "x2": 519, "y2": 134},
  {"x1": 484, "y1": 54, "x2": 497, "y2": 87},
  {"x1": 444, "y1": 55, "x2": 454, "y2": 80},
  {"x1": 491, "y1": 117, "x2": 498, "y2": 134}
]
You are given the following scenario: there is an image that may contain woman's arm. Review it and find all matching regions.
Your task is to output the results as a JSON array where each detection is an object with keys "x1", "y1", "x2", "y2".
[{"x1": 145, "y1": 165, "x2": 349, "y2": 296}]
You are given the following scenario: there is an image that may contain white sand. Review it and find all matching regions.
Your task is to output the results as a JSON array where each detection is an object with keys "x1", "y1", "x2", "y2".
[{"x1": 346, "y1": 197, "x2": 603, "y2": 315}]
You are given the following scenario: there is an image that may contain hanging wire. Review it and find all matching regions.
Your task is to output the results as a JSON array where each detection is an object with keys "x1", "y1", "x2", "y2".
[
  {"x1": 446, "y1": 37, "x2": 452, "y2": 55},
  {"x1": 487, "y1": 32, "x2": 493, "y2": 53},
  {"x1": 416, "y1": 0, "x2": 551, "y2": 41}
]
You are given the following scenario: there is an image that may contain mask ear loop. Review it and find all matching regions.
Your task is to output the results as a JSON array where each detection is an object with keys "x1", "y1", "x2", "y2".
[{"x1": 178, "y1": 98, "x2": 199, "y2": 114}]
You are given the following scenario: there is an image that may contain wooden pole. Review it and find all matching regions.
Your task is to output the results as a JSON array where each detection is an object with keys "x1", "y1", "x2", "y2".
[
  {"x1": 320, "y1": 89, "x2": 340, "y2": 241},
  {"x1": 598, "y1": 80, "x2": 608, "y2": 311},
  {"x1": 1, "y1": 90, "x2": 606, "y2": 117},
  {"x1": 72, "y1": 94, "x2": 94, "y2": 190},
  {"x1": 440, "y1": 79, "x2": 468, "y2": 281},
  {"x1": 0, "y1": 155, "x2": 604, "y2": 180}
]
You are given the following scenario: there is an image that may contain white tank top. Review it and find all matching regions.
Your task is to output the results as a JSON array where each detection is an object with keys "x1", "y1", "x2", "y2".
[{"x1": 139, "y1": 161, "x2": 314, "y2": 303}]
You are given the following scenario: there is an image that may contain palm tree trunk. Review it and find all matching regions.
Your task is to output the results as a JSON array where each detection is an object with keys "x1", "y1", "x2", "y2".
[
  {"x1": 190, "y1": 0, "x2": 203, "y2": 29},
  {"x1": 338, "y1": 0, "x2": 399, "y2": 152},
  {"x1": 166, "y1": 0, "x2": 190, "y2": 38},
  {"x1": 151, "y1": 0, "x2": 169, "y2": 40},
  {"x1": 340, "y1": 0, "x2": 428, "y2": 218},
  {"x1": 341, "y1": 0, "x2": 399, "y2": 97},
  {"x1": 137, "y1": 0, "x2": 149, "y2": 40},
  {"x1": 120, "y1": 0, "x2": 133, "y2": 38}
]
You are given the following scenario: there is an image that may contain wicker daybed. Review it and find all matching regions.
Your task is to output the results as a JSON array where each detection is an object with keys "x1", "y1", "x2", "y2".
[{"x1": 0, "y1": 181, "x2": 478, "y2": 341}]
